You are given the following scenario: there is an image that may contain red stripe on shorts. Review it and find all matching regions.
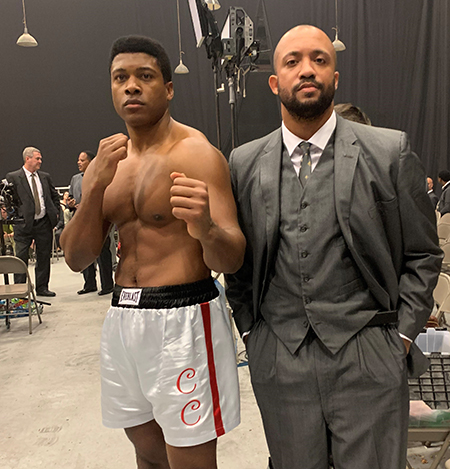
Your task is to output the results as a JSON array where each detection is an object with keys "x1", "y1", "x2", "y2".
[{"x1": 200, "y1": 302, "x2": 225, "y2": 437}]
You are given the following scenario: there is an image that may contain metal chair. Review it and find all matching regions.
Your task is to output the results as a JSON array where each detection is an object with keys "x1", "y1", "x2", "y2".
[{"x1": 0, "y1": 255, "x2": 42, "y2": 334}]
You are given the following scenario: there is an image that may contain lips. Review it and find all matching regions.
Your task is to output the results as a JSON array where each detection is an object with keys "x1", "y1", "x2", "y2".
[
  {"x1": 294, "y1": 80, "x2": 322, "y2": 93},
  {"x1": 124, "y1": 99, "x2": 144, "y2": 107}
]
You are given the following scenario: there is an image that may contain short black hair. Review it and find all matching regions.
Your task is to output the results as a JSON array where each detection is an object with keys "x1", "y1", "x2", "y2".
[
  {"x1": 109, "y1": 35, "x2": 172, "y2": 84},
  {"x1": 439, "y1": 170, "x2": 450, "y2": 182},
  {"x1": 83, "y1": 151, "x2": 95, "y2": 161}
]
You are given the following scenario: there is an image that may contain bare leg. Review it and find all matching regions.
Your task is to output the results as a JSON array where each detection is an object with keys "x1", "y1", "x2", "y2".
[
  {"x1": 125, "y1": 420, "x2": 170, "y2": 469},
  {"x1": 166, "y1": 439, "x2": 217, "y2": 469}
]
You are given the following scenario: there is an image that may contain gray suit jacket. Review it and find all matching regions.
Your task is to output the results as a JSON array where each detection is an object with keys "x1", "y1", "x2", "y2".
[
  {"x1": 438, "y1": 184, "x2": 450, "y2": 215},
  {"x1": 69, "y1": 172, "x2": 83, "y2": 204},
  {"x1": 226, "y1": 115, "x2": 442, "y2": 376},
  {"x1": 6, "y1": 168, "x2": 60, "y2": 235}
]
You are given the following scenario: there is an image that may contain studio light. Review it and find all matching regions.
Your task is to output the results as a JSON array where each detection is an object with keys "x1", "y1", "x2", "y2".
[
  {"x1": 332, "y1": 0, "x2": 346, "y2": 52},
  {"x1": 174, "y1": 0, "x2": 189, "y2": 74},
  {"x1": 16, "y1": 0, "x2": 38, "y2": 47},
  {"x1": 205, "y1": 0, "x2": 221, "y2": 11}
]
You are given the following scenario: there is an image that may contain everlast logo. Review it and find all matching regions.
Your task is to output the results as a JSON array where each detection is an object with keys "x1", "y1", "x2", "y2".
[{"x1": 118, "y1": 288, "x2": 142, "y2": 306}]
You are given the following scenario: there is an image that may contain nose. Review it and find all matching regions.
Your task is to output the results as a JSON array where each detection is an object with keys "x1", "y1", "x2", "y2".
[
  {"x1": 125, "y1": 77, "x2": 141, "y2": 95},
  {"x1": 299, "y1": 58, "x2": 316, "y2": 79}
]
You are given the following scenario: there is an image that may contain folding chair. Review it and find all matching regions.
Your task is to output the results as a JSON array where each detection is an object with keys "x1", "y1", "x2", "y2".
[
  {"x1": 438, "y1": 224, "x2": 450, "y2": 246},
  {"x1": 441, "y1": 243, "x2": 450, "y2": 275},
  {"x1": 0, "y1": 255, "x2": 42, "y2": 334},
  {"x1": 408, "y1": 352, "x2": 450, "y2": 469}
]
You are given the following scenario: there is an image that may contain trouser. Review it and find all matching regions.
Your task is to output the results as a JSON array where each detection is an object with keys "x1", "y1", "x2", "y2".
[
  {"x1": 14, "y1": 216, "x2": 53, "y2": 291},
  {"x1": 82, "y1": 236, "x2": 113, "y2": 291},
  {"x1": 246, "y1": 321, "x2": 409, "y2": 469}
]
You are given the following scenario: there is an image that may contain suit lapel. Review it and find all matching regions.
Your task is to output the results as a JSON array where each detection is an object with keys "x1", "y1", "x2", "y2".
[
  {"x1": 19, "y1": 168, "x2": 34, "y2": 202},
  {"x1": 334, "y1": 116, "x2": 391, "y2": 309},
  {"x1": 260, "y1": 129, "x2": 283, "y2": 281},
  {"x1": 334, "y1": 117, "x2": 360, "y2": 237}
]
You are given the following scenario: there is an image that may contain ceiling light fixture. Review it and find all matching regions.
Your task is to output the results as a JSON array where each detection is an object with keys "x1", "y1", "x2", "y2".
[
  {"x1": 16, "y1": 0, "x2": 38, "y2": 47},
  {"x1": 174, "y1": 0, "x2": 189, "y2": 74},
  {"x1": 332, "y1": 0, "x2": 346, "y2": 52}
]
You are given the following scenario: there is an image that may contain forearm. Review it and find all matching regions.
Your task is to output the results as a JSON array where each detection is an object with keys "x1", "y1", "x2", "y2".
[
  {"x1": 199, "y1": 224, "x2": 246, "y2": 274},
  {"x1": 60, "y1": 186, "x2": 109, "y2": 272}
]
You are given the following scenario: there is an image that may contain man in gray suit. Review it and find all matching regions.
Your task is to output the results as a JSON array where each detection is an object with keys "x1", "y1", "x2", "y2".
[
  {"x1": 226, "y1": 25, "x2": 442, "y2": 469},
  {"x1": 6, "y1": 147, "x2": 60, "y2": 296},
  {"x1": 68, "y1": 150, "x2": 114, "y2": 295}
]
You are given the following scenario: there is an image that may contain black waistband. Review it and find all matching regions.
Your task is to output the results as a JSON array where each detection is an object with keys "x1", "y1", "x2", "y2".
[
  {"x1": 366, "y1": 310, "x2": 398, "y2": 327},
  {"x1": 111, "y1": 277, "x2": 219, "y2": 309}
]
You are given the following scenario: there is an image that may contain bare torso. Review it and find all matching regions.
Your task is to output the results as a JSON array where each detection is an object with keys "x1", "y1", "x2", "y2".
[{"x1": 102, "y1": 122, "x2": 210, "y2": 287}]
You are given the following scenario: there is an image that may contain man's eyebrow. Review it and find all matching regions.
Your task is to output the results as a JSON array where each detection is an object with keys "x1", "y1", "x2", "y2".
[{"x1": 282, "y1": 49, "x2": 331, "y2": 60}]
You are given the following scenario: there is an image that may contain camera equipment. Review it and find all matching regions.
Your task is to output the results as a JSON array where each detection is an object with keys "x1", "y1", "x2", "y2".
[
  {"x1": 188, "y1": 0, "x2": 269, "y2": 150},
  {"x1": 0, "y1": 179, "x2": 23, "y2": 225}
]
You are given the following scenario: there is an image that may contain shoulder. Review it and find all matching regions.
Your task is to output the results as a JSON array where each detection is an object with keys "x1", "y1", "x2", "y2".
[
  {"x1": 170, "y1": 124, "x2": 228, "y2": 180},
  {"x1": 337, "y1": 116, "x2": 404, "y2": 150},
  {"x1": 231, "y1": 128, "x2": 282, "y2": 162},
  {"x1": 5, "y1": 168, "x2": 23, "y2": 180}
]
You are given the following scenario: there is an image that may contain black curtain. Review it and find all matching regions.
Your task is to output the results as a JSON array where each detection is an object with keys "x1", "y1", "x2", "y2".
[{"x1": 0, "y1": 0, "x2": 449, "y2": 187}]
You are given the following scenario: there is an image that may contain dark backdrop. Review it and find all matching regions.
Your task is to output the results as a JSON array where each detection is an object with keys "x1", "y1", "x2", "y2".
[{"x1": 0, "y1": 0, "x2": 449, "y2": 188}]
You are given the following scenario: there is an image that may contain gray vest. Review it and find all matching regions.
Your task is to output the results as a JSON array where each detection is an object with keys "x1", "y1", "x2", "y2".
[{"x1": 261, "y1": 137, "x2": 381, "y2": 354}]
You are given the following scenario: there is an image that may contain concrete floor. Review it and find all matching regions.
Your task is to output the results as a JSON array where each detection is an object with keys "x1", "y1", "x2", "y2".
[{"x1": 1, "y1": 257, "x2": 450, "y2": 468}]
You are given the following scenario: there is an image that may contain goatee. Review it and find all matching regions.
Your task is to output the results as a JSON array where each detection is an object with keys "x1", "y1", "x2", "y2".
[{"x1": 278, "y1": 80, "x2": 335, "y2": 121}]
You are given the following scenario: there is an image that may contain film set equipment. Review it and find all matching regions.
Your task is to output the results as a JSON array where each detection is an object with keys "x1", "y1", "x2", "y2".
[
  {"x1": 187, "y1": 0, "x2": 263, "y2": 150},
  {"x1": 0, "y1": 179, "x2": 24, "y2": 256}
]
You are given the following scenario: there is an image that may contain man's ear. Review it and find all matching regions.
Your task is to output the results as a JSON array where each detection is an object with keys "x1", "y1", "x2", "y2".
[
  {"x1": 334, "y1": 71, "x2": 339, "y2": 90},
  {"x1": 268, "y1": 75, "x2": 279, "y2": 96},
  {"x1": 166, "y1": 81, "x2": 174, "y2": 101}
]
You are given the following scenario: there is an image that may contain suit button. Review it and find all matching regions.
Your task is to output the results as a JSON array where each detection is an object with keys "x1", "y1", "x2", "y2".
[
  {"x1": 304, "y1": 296, "x2": 311, "y2": 304},
  {"x1": 301, "y1": 251, "x2": 309, "y2": 258},
  {"x1": 303, "y1": 275, "x2": 310, "y2": 283},
  {"x1": 301, "y1": 202, "x2": 308, "y2": 209},
  {"x1": 300, "y1": 225, "x2": 308, "y2": 232}
]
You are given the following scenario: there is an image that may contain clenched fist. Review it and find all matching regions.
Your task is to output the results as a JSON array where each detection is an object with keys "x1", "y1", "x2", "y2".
[{"x1": 170, "y1": 172, "x2": 213, "y2": 241}]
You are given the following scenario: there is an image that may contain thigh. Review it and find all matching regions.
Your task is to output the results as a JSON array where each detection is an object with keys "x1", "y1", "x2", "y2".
[
  {"x1": 33, "y1": 221, "x2": 52, "y2": 257},
  {"x1": 14, "y1": 235, "x2": 32, "y2": 263},
  {"x1": 328, "y1": 326, "x2": 409, "y2": 469},
  {"x1": 125, "y1": 419, "x2": 170, "y2": 469},
  {"x1": 166, "y1": 439, "x2": 217, "y2": 469},
  {"x1": 247, "y1": 322, "x2": 329, "y2": 469}
]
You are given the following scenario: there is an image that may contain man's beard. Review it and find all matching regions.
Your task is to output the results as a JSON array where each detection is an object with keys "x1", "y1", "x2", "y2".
[{"x1": 278, "y1": 79, "x2": 335, "y2": 121}]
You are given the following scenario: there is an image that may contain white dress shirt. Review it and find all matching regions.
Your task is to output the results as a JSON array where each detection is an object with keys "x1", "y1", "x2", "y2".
[
  {"x1": 23, "y1": 166, "x2": 46, "y2": 220},
  {"x1": 282, "y1": 111, "x2": 337, "y2": 176}
]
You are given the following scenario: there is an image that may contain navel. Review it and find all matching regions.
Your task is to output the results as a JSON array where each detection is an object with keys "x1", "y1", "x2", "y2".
[{"x1": 153, "y1": 214, "x2": 164, "y2": 222}]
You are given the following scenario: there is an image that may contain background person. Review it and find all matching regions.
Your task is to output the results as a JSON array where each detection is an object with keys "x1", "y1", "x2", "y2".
[
  {"x1": 6, "y1": 147, "x2": 60, "y2": 296},
  {"x1": 437, "y1": 170, "x2": 450, "y2": 215},
  {"x1": 69, "y1": 150, "x2": 114, "y2": 295}
]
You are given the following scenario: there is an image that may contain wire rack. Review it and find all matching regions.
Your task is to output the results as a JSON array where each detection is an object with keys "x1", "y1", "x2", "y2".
[{"x1": 409, "y1": 353, "x2": 450, "y2": 409}]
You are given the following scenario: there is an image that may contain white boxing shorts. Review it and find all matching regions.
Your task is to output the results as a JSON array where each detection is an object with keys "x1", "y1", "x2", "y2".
[{"x1": 100, "y1": 277, "x2": 240, "y2": 447}]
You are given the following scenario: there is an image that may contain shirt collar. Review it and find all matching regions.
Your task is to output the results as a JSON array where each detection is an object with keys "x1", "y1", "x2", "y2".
[
  {"x1": 281, "y1": 111, "x2": 337, "y2": 156},
  {"x1": 23, "y1": 166, "x2": 36, "y2": 177},
  {"x1": 444, "y1": 181, "x2": 450, "y2": 190}
]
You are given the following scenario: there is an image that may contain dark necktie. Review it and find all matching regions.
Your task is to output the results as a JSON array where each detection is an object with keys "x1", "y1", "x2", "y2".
[
  {"x1": 299, "y1": 141, "x2": 312, "y2": 187},
  {"x1": 31, "y1": 173, "x2": 41, "y2": 216}
]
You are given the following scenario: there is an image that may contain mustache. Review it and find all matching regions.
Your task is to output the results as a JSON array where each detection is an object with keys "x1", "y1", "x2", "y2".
[{"x1": 293, "y1": 79, "x2": 323, "y2": 93}]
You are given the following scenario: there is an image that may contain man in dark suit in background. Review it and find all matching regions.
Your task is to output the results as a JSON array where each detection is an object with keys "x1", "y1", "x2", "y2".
[
  {"x1": 437, "y1": 170, "x2": 450, "y2": 215},
  {"x1": 427, "y1": 176, "x2": 439, "y2": 209},
  {"x1": 6, "y1": 147, "x2": 60, "y2": 296},
  {"x1": 68, "y1": 150, "x2": 114, "y2": 296},
  {"x1": 226, "y1": 25, "x2": 442, "y2": 469}
]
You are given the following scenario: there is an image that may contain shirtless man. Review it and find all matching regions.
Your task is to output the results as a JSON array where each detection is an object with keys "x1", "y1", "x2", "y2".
[{"x1": 61, "y1": 36, "x2": 245, "y2": 469}]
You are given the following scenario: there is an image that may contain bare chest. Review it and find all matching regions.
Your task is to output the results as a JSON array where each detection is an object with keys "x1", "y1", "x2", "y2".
[{"x1": 103, "y1": 157, "x2": 175, "y2": 227}]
